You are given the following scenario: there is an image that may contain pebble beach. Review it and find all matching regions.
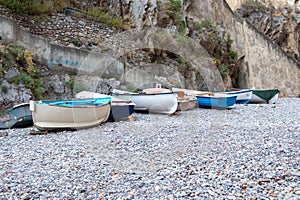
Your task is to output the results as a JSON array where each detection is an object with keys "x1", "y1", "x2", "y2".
[{"x1": 0, "y1": 98, "x2": 299, "y2": 199}]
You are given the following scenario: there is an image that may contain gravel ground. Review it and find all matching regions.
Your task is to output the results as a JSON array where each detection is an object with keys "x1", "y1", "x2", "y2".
[{"x1": 0, "y1": 98, "x2": 299, "y2": 199}]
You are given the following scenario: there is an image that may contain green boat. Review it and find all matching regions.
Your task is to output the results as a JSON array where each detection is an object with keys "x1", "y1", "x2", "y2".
[{"x1": 250, "y1": 89, "x2": 280, "y2": 104}]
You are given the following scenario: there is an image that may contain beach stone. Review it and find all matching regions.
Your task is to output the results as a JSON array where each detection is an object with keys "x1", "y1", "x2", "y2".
[{"x1": 0, "y1": 98, "x2": 299, "y2": 199}]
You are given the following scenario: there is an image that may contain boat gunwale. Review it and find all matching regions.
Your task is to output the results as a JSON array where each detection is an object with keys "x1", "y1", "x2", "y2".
[
  {"x1": 46, "y1": 102, "x2": 111, "y2": 108},
  {"x1": 12, "y1": 102, "x2": 30, "y2": 109},
  {"x1": 32, "y1": 102, "x2": 111, "y2": 130},
  {"x1": 117, "y1": 92, "x2": 175, "y2": 96},
  {"x1": 224, "y1": 89, "x2": 253, "y2": 95},
  {"x1": 195, "y1": 95, "x2": 237, "y2": 99}
]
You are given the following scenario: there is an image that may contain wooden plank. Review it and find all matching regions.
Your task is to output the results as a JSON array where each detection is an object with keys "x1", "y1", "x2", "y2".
[
  {"x1": 128, "y1": 115, "x2": 135, "y2": 121},
  {"x1": 29, "y1": 129, "x2": 48, "y2": 135}
]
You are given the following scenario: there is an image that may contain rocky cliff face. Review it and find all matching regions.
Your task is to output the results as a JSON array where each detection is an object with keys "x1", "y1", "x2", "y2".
[
  {"x1": 233, "y1": 0, "x2": 300, "y2": 59},
  {"x1": 227, "y1": 0, "x2": 298, "y2": 10},
  {"x1": 186, "y1": 0, "x2": 300, "y2": 96}
]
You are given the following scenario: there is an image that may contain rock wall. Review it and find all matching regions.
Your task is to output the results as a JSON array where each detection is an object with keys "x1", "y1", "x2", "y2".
[
  {"x1": 186, "y1": 0, "x2": 300, "y2": 97},
  {"x1": 226, "y1": 0, "x2": 297, "y2": 10},
  {"x1": 0, "y1": 14, "x2": 224, "y2": 92},
  {"x1": 0, "y1": 15, "x2": 124, "y2": 74},
  {"x1": 226, "y1": 0, "x2": 244, "y2": 10}
]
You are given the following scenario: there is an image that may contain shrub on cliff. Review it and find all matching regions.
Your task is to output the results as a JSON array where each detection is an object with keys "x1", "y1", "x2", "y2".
[
  {"x1": 0, "y1": 41, "x2": 45, "y2": 100},
  {"x1": 0, "y1": 0, "x2": 65, "y2": 15}
]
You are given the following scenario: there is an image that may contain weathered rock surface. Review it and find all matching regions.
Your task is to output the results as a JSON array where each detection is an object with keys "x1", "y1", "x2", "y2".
[
  {"x1": 0, "y1": 81, "x2": 32, "y2": 110},
  {"x1": 186, "y1": 0, "x2": 300, "y2": 97},
  {"x1": 235, "y1": 1, "x2": 300, "y2": 57}
]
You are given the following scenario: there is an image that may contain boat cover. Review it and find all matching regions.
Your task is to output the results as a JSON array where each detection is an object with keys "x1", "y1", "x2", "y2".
[{"x1": 252, "y1": 89, "x2": 280, "y2": 103}]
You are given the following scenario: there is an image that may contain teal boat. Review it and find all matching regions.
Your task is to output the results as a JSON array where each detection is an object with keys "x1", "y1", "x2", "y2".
[{"x1": 0, "y1": 103, "x2": 33, "y2": 129}]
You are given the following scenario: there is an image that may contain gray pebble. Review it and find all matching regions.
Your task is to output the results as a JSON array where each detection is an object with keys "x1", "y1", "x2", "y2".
[{"x1": 0, "y1": 98, "x2": 299, "y2": 198}]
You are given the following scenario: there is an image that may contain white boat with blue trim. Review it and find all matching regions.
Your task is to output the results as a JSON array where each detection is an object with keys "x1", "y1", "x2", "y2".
[
  {"x1": 217, "y1": 89, "x2": 253, "y2": 104},
  {"x1": 113, "y1": 88, "x2": 178, "y2": 114},
  {"x1": 30, "y1": 97, "x2": 111, "y2": 130}
]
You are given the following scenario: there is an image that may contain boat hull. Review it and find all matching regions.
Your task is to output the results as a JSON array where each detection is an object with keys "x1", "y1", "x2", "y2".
[
  {"x1": 76, "y1": 91, "x2": 135, "y2": 121},
  {"x1": 108, "y1": 103, "x2": 135, "y2": 122},
  {"x1": 30, "y1": 99, "x2": 111, "y2": 130},
  {"x1": 115, "y1": 93, "x2": 178, "y2": 114},
  {"x1": 250, "y1": 89, "x2": 280, "y2": 104},
  {"x1": 222, "y1": 89, "x2": 253, "y2": 104},
  {"x1": 177, "y1": 97, "x2": 197, "y2": 111},
  {"x1": 0, "y1": 103, "x2": 33, "y2": 129},
  {"x1": 196, "y1": 95, "x2": 237, "y2": 109}
]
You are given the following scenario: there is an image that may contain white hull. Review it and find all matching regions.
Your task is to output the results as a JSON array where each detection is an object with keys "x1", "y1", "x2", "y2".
[
  {"x1": 218, "y1": 89, "x2": 253, "y2": 104},
  {"x1": 250, "y1": 93, "x2": 279, "y2": 104},
  {"x1": 172, "y1": 88, "x2": 211, "y2": 96},
  {"x1": 114, "y1": 92, "x2": 178, "y2": 114},
  {"x1": 76, "y1": 91, "x2": 135, "y2": 106},
  {"x1": 31, "y1": 101, "x2": 110, "y2": 130}
]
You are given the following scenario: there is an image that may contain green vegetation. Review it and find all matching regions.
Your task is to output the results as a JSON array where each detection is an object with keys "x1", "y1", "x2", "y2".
[
  {"x1": 87, "y1": 6, "x2": 123, "y2": 28},
  {"x1": 64, "y1": 79, "x2": 86, "y2": 94},
  {"x1": 64, "y1": 79, "x2": 74, "y2": 89},
  {"x1": 8, "y1": 71, "x2": 44, "y2": 99},
  {"x1": 2, "y1": 60, "x2": 10, "y2": 68},
  {"x1": 194, "y1": 19, "x2": 213, "y2": 31},
  {"x1": 125, "y1": 84, "x2": 139, "y2": 93},
  {"x1": 71, "y1": 38, "x2": 81, "y2": 47},
  {"x1": 218, "y1": 64, "x2": 229, "y2": 79},
  {"x1": 7, "y1": 42, "x2": 34, "y2": 73},
  {"x1": 0, "y1": 0, "x2": 123, "y2": 28},
  {"x1": 195, "y1": 19, "x2": 240, "y2": 87},
  {"x1": 175, "y1": 35, "x2": 194, "y2": 46},
  {"x1": 0, "y1": 42, "x2": 45, "y2": 100},
  {"x1": 0, "y1": 0, "x2": 65, "y2": 15},
  {"x1": 166, "y1": 0, "x2": 186, "y2": 35},
  {"x1": 176, "y1": 56, "x2": 186, "y2": 66},
  {"x1": 294, "y1": 53, "x2": 299, "y2": 61},
  {"x1": 73, "y1": 81, "x2": 86, "y2": 94},
  {"x1": 1, "y1": 85, "x2": 8, "y2": 94},
  {"x1": 176, "y1": 56, "x2": 188, "y2": 75}
]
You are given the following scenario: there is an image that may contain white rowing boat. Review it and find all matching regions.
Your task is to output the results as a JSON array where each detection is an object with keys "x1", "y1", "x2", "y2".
[
  {"x1": 113, "y1": 88, "x2": 178, "y2": 114},
  {"x1": 30, "y1": 98, "x2": 111, "y2": 130}
]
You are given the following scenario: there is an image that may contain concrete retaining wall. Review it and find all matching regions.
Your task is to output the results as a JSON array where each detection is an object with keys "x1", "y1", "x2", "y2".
[
  {"x1": 0, "y1": 15, "x2": 123, "y2": 76},
  {"x1": 186, "y1": 0, "x2": 300, "y2": 97}
]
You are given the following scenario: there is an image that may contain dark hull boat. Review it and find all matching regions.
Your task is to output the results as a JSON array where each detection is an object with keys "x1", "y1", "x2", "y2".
[
  {"x1": 0, "y1": 103, "x2": 33, "y2": 129},
  {"x1": 76, "y1": 91, "x2": 135, "y2": 122}
]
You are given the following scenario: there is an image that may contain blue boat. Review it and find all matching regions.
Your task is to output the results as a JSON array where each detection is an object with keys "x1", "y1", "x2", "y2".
[
  {"x1": 0, "y1": 103, "x2": 33, "y2": 129},
  {"x1": 196, "y1": 95, "x2": 237, "y2": 109},
  {"x1": 220, "y1": 89, "x2": 253, "y2": 104}
]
